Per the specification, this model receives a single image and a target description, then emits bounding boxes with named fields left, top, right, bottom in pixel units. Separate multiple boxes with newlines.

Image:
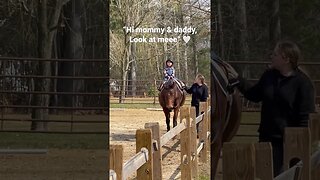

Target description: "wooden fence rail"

left=222, top=113, right=320, bottom=180
left=109, top=101, right=211, bottom=179
left=122, top=148, right=149, bottom=179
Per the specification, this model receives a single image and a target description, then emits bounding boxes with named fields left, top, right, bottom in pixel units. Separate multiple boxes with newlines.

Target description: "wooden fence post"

left=310, top=113, right=320, bottom=145
left=223, top=143, right=256, bottom=180
left=207, top=97, right=211, bottom=131
left=310, top=113, right=320, bottom=180
left=255, top=142, right=273, bottom=180
left=180, top=106, right=192, bottom=180
left=206, top=99, right=211, bottom=153
left=136, top=129, right=153, bottom=180
left=199, top=102, right=208, bottom=163
left=109, top=170, right=117, bottom=180
left=190, top=106, right=198, bottom=179
left=145, top=122, right=162, bottom=180
left=110, top=145, right=123, bottom=180
left=284, top=128, right=311, bottom=180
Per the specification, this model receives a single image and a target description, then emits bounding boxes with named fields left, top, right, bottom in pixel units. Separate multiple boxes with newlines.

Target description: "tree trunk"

left=178, top=2, right=184, bottom=80
left=31, top=0, right=70, bottom=131
left=156, top=43, right=161, bottom=79
left=119, top=33, right=130, bottom=103
left=234, top=0, right=249, bottom=77
left=130, top=42, right=137, bottom=96
left=191, top=34, right=198, bottom=78
left=31, top=0, right=52, bottom=131
left=59, top=0, right=85, bottom=107
left=184, top=43, right=188, bottom=82
left=120, top=55, right=126, bottom=103
left=269, top=0, right=281, bottom=49
left=176, top=37, right=181, bottom=78
left=52, top=31, right=59, bottom=114
left=217, top=0, right=225, bottom=60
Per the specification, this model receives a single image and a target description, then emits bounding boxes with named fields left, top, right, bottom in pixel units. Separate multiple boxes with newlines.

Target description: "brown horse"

left=210, top=55, right=242, bottom=178
left=159, top=78, right=186, bottom=131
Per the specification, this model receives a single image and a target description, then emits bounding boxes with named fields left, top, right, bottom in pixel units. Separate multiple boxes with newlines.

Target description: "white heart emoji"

left=183, top=36, right=190, bottom=43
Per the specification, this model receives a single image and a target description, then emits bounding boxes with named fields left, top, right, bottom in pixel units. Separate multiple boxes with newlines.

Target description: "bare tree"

left=31, top=0, right=70, bottom=131
left=110, top=0, right=152, bottom=102
left=109, top=0, right=210, bottom=87
left=58, top=0, right=85, bottom=107
left=217, top=0, right=225, bottom=60
left=234, top=0, right=249, bottom=77
left=269, top=0, right=281, bottom=48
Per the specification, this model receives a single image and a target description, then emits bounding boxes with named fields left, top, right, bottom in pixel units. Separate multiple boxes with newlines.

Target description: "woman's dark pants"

left=259, top=137, right=284, bottom=177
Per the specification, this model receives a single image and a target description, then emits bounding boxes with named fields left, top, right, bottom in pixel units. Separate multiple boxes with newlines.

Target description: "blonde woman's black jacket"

left=237, top=68, right=315, bottom=139
left=185, top=83, right=209, bottom=107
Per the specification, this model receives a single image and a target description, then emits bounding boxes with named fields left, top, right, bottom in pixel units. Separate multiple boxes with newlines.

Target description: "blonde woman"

left=236, top=40, right=315, bottom=176
left=185, top=74, right=209, bottom=117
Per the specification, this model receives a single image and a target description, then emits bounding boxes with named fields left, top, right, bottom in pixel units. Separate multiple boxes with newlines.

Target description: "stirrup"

left=229, top=79, right=240, bottom=87
left=227, top=79, right=239, bottom=93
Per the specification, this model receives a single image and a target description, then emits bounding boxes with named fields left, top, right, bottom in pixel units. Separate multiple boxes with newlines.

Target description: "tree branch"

left=49, top=0, right=71, bottom=33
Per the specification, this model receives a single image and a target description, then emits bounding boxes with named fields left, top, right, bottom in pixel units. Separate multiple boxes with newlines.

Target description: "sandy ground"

left=0, top=149, right=107, bottom=180
left=110, top=108, right=210, bottom=179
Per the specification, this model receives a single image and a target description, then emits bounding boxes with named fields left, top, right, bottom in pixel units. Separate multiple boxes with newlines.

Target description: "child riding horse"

left=158, top=59, right=185, bottom=91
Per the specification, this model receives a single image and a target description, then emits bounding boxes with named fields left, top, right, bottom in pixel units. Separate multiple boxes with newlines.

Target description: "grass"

left=0, top=114, right=107, bottom=149
left=199, top=175, right=210, bottom=180
left=110, top=96, right=193, bottom=103
left=0, top=110, right=260, bottom=150
left=110, top=103, right=161, bottom=109
left=1, top=114, right=107, bottom=132
left=110, top=96, right=192, bottom=109
left=0, top=132, right=107, bottom=149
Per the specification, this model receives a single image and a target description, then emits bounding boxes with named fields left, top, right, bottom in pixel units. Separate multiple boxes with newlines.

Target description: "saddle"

left=159, top=77, right=185, bottom=92
left=172, top=78, right=185, bottom=90
left=211, top=52, right=240, bottom=95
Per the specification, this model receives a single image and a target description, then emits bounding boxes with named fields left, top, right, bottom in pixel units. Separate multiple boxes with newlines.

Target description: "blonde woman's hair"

left=275, top=40, right=301, bottom=69
left=196, top=74, right=206, bottom=85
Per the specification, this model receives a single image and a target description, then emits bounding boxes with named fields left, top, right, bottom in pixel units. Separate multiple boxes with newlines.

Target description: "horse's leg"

left=173, top=108, right=179, bottom=128
left=164, top=108, right=171, bottom=131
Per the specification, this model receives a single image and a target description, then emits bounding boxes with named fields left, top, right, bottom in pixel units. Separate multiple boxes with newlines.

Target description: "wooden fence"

left=222, top=113, right=320, bottom=180
left=109, top=101, right=211, bottom=180
left=0, top=57, right=108, bottom=134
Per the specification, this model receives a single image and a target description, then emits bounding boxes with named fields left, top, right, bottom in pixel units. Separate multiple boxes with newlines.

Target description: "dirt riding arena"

left=0, top=149, right=107, bottom=180
left=110, top=108, right=210, bottom=179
